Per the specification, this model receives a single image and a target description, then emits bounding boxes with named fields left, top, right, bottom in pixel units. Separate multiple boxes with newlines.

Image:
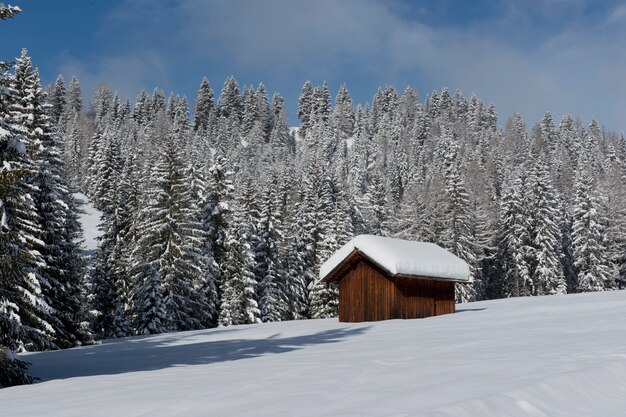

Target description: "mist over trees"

left=2, top=46, right=626, bottom=384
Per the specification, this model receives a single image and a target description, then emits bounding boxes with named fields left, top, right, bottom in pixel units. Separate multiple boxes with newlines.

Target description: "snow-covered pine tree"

left=65, top=77, right=82, bottom=117
left=282, top=183, right=311, bottom=320
left=309, top=172, right=342, bottom=318
left=50, top=74, right=66, bottom=126
left=256, top=174, right=286, bottom=322
left=131, top=131, right=208, bottom=333
left=347, top=105, right=371, bottom=195
left=364, top=172, right=389, bottom=236
left=62, top=112, right=86, bottom=185
left=108, top=154, right=139, bottom=338
left=241, top=85, right=256, bottom=138
left=572, top=168, right=611, bottom=292
left=91, top=127, right=123, bottom=212
left=205, top=154, right=234, bottom=273
left=187, top=159, right=220, bottom=328
left=266, top=92, right=294, bottom=163
left=218, top=179, right=261, bottom=326
left=599, top=145, right=626, bottom=289
left=497, top=174, right=532, bottom=297
left=297, top=81, right=315, bottom=139
left=0, top=5, right=41, bottom=387
left=255, top=83, right=272, bottom=142
left=526, top=156, right=566, bottom=295
left=90, top=217, right=118, bottom=338
left=91, top=84, right=113, bottom=126
left=3, top=49, right=55, bottom=351
left=193, top=77, right=215, bottom=133
left=333, top=84, right=355, bottom=142
left=25, top=66, right=89, bottom=347
left=438, top=128, right=477, bottom=302
left=174, top=158, right=215, bottom=329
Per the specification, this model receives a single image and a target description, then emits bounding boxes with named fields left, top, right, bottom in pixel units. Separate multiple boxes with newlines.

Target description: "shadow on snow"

left=26, top=325, right=370, bottom=382
left=455, top=307, right=487, bottom=313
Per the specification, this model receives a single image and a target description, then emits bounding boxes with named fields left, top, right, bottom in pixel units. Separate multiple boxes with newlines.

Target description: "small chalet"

left=320, top=235, right=470, bottom=322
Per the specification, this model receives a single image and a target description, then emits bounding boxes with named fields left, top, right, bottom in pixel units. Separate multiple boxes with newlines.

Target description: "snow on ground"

left=2, top=291, right=626, bottom=417
left=73, top=193, right=102, bottom=252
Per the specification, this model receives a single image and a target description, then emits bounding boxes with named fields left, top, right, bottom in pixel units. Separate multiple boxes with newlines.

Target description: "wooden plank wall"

left=338, top=259, right=456, bottom=322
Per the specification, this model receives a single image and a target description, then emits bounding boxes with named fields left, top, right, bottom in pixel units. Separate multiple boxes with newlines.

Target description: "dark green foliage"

left=0, top=349, right=35, bottom=388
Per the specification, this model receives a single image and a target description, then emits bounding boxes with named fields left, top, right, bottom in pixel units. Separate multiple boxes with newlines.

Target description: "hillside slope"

left=2, top=291, right=625, bottom=416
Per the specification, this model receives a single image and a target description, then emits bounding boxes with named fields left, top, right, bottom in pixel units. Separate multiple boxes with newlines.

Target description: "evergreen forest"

left=2, top=40, right=626, bottom=384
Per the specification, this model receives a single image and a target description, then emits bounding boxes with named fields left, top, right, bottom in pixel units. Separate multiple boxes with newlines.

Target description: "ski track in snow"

left=2, top=291, right=626, bottom=417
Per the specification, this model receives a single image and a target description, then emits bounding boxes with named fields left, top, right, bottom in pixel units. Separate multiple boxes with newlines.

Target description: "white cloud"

left=606, top=4, right=626, bottom=25
left=59, top=50, right=169, bottom=106
left=59, top=0, right=626, bottom=131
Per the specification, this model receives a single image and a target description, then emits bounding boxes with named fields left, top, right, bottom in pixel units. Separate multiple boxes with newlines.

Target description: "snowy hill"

left=2, top=291, right=626, bottom=416
left=73, top=192, right=102, bottom=253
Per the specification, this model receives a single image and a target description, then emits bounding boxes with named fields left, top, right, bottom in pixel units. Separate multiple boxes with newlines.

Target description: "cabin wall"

left=338, top=260, right=456, bottom=322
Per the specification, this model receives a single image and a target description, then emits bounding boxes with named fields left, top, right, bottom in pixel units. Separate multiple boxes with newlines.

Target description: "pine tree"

left=193, top=77, right=214, bottom=133
left=297, top=81, right=315, bottom=138
left=28, top=72, right=90, bottom=347
left=255, top=83, right=272, bottom=141
left=2, top=49, right=55, bottom=351
left=131, top=134, right=209, bottom=333
left=206, top=154, right=234, bottom=270
left=91, top=84, right=113, bottom=125
left=572, top=169, right=611, bottom=292
left=309, top=173, right=341, bottom=318
left=439, top=129, right=476, bottom=302
left=241, top=85, right=256, bottom=137
left=50, top=74, right=66, bottom=126
left=283, top=186, right=310, bottom=320
left=108, top=186, right=135, bottom=338
left=217, top=76, right=242, bottom=121
left=256, top=174, right=285, bottom=322
left=333, top=84, right=354, bottom=140
left=189, top=160, right=220, bottom=328
left=497, top=174, right=532, bottom=297
left=267, top=92, right=294, bottom=162
left=65, top=76, right=82, bottom=116
left=526, top=157, right=566, bottom=295
left=365, top=172, right=389, bottom=236
left=0, top=7, right=41, bottom=386
left=218, top=179, right=261, bottom=326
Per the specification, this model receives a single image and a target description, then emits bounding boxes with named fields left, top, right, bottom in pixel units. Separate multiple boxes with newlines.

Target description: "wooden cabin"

left=319, top=235, right=470, bottom=322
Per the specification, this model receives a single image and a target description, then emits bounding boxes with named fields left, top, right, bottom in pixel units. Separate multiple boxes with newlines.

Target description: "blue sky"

left=2, top=0, right=625, bottom=131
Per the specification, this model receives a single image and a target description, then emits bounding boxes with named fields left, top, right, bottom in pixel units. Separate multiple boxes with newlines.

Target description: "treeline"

left=75, top=72, right=625, bottom=340
left=2, top=45, right=626, bottom=385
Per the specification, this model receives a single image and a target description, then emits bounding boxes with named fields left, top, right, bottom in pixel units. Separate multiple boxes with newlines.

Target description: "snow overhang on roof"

left=319, top=235, right=471, bottom=283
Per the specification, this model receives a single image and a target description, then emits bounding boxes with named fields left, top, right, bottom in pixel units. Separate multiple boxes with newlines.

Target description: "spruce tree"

left=497, top=175, right=532, bottom=297
left=256, top=175, right=285, bottom=322
left=218, top=180, right=261, bottom=326
left=572, top=169, right=610, bottom=292
left=50, top=74, right=66, bottom=126
left=297, top=81, right=315, bottom=138
left=131, top=133, right=209, bottom=333
left=193, top=77, right=215, bottom=133
left=527, top=157, right=566, bottom=295
left=3, top=49, right=55, bottom=350
left=29, top=73, right=89, bottom=347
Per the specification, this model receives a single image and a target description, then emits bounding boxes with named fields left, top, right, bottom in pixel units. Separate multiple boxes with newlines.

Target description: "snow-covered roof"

left=320, top=235, right=470, bottom=282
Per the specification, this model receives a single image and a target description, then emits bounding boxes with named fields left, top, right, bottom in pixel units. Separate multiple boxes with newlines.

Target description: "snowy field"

left=2, top=291, right=626, bottom=417
left=73, top=192, right=102, bottom=252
